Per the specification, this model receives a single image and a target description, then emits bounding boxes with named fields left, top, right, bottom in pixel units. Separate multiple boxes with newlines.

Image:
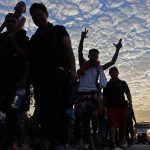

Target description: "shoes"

left=92, top=133, right=101, bottom=146
left=109, top=141, right=115, bottom=150
left=120, top=144, right=127, bottom=149
left=127, top=143, right=131, bottom=147
left=82, top=143, right=89, bottom=149
left=82, top=143, right=95, bottom=150
left=12, top=144, right=18, bottom=150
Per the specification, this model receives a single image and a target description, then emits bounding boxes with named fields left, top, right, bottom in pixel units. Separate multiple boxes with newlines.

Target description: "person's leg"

left=74, top=112, right=82, bottom=145
left=99, top=115, right=107, bottom=148
left=5, top=109, right=20, bottom=148
left=126, top=126, right=130, bottom=146
left=82, top=113, right=94, bottom=149
left=91, top=111, right=101, bottom=147
left=32, top=86, right=52, bottom=150
left=82, top=98, right=96, bottom=150
left=16, top=112, right=24, bottom=147
left=118, top=108, right=128, bottom=148
left=49, top=88, right=71, bottom=149
left=91, top=112, right=98, bottom=134
left=107, top=108, right=117, bottom=149
left=56, top=106, right=68, bottom=146
left=130, top=127, right=135, bottom=144
left=115, top=125, right=120, bottom=147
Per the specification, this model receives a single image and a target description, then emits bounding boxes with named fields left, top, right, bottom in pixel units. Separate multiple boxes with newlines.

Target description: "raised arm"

left=102, top=39, right=122, bottom=70
left=8, top=30, right=29, bottom=58
left=18, top=17, right=26, bottom=30
left=0, top=21, right=6, bottom=33
left=13, top=17, right=26, bottom=34
left=78, top=28, right=88, bottom=67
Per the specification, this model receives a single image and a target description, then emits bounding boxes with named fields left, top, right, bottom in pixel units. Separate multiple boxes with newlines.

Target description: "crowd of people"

left=0, top=1, right=137, bottom=150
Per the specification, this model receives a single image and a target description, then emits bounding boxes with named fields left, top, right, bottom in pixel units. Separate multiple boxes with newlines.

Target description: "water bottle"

left=11, top=88, right=26, bottom=109
left=66, top=107, right=75, bottom=120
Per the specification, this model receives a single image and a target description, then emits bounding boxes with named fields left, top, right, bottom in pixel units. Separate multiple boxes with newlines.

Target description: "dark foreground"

left=17, top=144, right=150, bottom=150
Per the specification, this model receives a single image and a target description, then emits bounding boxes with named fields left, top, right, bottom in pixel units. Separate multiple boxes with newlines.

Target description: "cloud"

left=105, top=0, right=124, bottom=8
left=0, top=0, right=150, bottom=122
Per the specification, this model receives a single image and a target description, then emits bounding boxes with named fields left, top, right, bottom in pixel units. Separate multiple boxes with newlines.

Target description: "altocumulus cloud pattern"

left=0, top=0, right=150, bottom=121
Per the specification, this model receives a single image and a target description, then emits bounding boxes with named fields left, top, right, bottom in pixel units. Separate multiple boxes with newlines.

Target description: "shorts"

left=75, top=92, right=99, bottom=117
left=107, top=107, right=128, bottom=129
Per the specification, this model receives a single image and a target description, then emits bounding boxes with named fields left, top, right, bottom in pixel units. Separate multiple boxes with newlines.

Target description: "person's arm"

left=62, top=35, right=78, bottom=81
left=132, top=108, right=137, bottom=125
left=8, top=30, right=29, bottom=58
left=78, top=28, right=88, bottom=67
left=126, top=91, right=132, bottom=106
left=18, top=17, right=26, bottom=30
left=102, top=39, right=122, bottom=70
left=13, top=17, right=26, bottom=34
left=0, top=21, right=6, bottom=33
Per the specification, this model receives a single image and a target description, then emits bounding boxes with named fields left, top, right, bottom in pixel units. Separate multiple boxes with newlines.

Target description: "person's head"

left=30, top=3, right=49, bottom=28
left=14, top=1, right=26, bottom=14
left=109, top=66, right=119, bottom=79
left=5, top=13, right=19, bottom=32
left=88, top=49, right=99, bottom=63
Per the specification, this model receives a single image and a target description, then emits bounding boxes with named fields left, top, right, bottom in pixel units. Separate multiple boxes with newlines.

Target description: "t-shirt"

left=78, top=67, right=98, bottom=92
left=0, top=29, right=29, bottom=85
left=29, top=23, right=70, bottom=84
left=103, top=78, right=130, bottom=108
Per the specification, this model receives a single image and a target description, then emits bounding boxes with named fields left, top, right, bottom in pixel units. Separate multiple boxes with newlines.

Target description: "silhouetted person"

left=103, top=66, right=132, bottom=149
left=29, top=3, right=77, bottom=150
left=75, top=28, right=122, bottom=150
left=0, top=13, right=29, bottom=149
left=0, top=1, right=26, bottom=33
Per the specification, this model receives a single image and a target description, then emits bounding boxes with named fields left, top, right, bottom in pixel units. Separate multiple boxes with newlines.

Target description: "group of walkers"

left=0, top=1, right=137, bottom=150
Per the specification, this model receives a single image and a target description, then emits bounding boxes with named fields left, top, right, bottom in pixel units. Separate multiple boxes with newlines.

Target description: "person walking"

left=0, top=13, right=29, bottom=149
left=29, top=3, right=77, bottom=150
left=103, top=66, right=132, bottom=150
left=75, top=28, right=122, bottom=150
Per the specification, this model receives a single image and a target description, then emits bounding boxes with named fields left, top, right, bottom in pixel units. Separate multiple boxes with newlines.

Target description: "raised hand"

left=113, top=38, right=122, bottom=50
left=81, top=28, right=88, bottom=39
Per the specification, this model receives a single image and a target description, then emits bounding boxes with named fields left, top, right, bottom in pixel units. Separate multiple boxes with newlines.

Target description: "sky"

left=0, top=0, right=150, bottom=122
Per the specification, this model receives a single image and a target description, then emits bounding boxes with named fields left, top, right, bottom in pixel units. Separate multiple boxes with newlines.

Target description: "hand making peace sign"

left=113, top=38, right=122, bottom=50
left=81, top=28, right=88, bottom=39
